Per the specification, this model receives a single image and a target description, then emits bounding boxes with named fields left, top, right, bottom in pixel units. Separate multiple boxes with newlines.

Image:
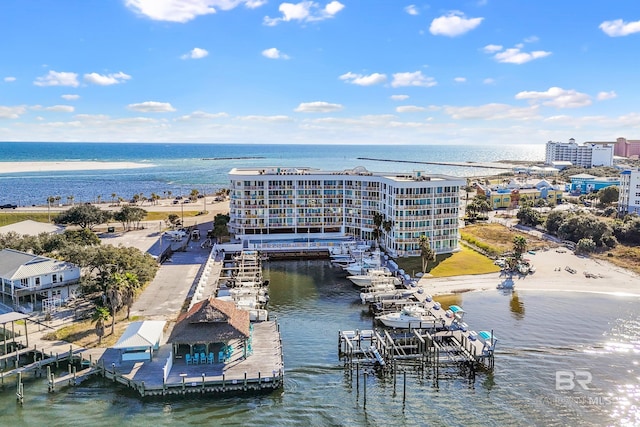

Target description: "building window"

left=21, top=278, right=29, bottom=287
left=52, top=274, right=58, bottom=283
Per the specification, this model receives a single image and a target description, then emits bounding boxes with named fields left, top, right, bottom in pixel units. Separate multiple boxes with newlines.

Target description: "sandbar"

left=418, top=248, right=640, bottom=297
left=0, top=161, right=155, bottom=174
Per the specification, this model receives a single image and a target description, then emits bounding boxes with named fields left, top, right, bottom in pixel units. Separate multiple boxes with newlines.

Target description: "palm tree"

left=419, top=235, right=436, bottom=273
left=106, top=276, right=124, bottom=335
left=382, top=219, right=393, bottom=248
left=47, top=196, right=56, bottom=222
left=120, top=272, right=140, bottom=320
left=67, top=195, right=74, bottom=206
left=111, top=193, right=117, bottom=205
left=92, top=306, right=110, bottom=345
left=190, top=189, right=200, bottom=201
left=512, top=235, right=528, bottom=261
left=372, top=212, right=383, bottom=242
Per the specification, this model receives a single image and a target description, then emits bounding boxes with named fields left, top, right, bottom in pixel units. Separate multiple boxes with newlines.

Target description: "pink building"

left=614, top=137, right=640, bottom=158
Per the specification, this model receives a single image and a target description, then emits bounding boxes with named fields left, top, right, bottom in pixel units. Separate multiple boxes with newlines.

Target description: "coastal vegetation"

left=394, top=246, right=500, bottom=277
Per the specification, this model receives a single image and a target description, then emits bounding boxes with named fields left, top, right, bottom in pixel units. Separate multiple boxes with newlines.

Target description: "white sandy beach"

left=0, top=161, right=154, bottom=174
left=418, top=248, right=640, bottom=297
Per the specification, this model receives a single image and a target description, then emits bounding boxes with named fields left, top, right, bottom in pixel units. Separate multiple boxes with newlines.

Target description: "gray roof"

left=0, top=220, right=64, bottom=236
left=0, top=248, right=77, bottom=280
left=113, top=321, right=166, bottom=349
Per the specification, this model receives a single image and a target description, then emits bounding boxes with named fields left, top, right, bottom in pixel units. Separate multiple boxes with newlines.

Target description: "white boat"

left=376, top=305, right=437, bottom=329
left=360, top=287, right=419, bottom=304
left=347, top=267, right=394, bottom=287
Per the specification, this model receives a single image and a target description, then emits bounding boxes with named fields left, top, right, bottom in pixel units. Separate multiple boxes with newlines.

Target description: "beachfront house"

left=0, top=249, right=81, bottom=313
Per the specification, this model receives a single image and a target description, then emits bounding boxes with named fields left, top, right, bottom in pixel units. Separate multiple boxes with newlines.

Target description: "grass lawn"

left=0, top=212, right=53, bottom=226
left=394, top=246, right=500, bottom=278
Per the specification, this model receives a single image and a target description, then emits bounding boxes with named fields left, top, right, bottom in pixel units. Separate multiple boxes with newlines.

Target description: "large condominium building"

left=618, top=169, right=640, bottom=216
left=545, top=139, right=613, bottom=167
left=228, top=166, right=465, bottom=257
left=614, top=137, right=640, bottom=158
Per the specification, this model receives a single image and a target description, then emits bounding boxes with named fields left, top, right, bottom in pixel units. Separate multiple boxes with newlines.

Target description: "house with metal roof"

left=0, top=249, right=81, bottom=313
left=0, top=220, right=64, bottom=236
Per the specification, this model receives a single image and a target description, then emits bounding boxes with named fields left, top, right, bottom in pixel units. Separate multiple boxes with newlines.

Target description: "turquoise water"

left=0, top=260, right=638, bottom=426
left=0, top=142, right=544, bottom=206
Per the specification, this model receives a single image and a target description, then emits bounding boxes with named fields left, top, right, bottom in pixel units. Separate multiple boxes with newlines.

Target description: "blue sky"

left=1, top=0, right=639, bottom=145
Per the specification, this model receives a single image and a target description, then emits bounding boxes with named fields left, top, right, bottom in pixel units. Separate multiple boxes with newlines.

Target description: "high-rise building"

left=614, top=137, right=640, bottom=158
left=228, top=166, right=465, bottom=257
left=545, top=139, right=613, bottom=167
left=618, top=169, right=640, bottom=216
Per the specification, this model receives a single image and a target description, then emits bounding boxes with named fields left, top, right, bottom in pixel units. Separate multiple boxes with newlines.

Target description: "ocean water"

left=0, top=142, right=544, bottom=206
left=0, top=260, right=638, bottom=426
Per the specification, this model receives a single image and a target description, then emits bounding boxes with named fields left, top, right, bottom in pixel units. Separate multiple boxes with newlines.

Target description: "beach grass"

left=460, top=223, right=549, bottom=256
left=594, top=245, right=640, bottom=276
left=0, top=212, right=52, bottom=226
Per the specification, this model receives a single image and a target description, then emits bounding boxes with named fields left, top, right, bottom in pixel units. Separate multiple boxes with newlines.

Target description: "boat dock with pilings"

left=338, top=326, right=496, bottom=387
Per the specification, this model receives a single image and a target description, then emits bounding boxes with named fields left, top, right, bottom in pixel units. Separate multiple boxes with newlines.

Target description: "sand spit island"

left=0, top=161, right=155, bottom=174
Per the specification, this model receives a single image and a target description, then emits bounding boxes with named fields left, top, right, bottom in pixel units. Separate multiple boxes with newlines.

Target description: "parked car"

left=0, top=203, right=17, bottom=209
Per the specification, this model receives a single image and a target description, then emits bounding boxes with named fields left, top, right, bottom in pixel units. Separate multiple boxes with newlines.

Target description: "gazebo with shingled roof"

left=169, top=297, right=251, bottom=362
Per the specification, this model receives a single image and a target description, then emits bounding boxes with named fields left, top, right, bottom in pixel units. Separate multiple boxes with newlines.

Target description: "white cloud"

left=339, top=72, right=387, bottom=86
left=84, top=72, right=132, bottom=85
left=34, top=70, right=79, bottom=87
left=454, top=77, right=466, bottom=83
left=125, top=0, right=263, bottom=23
left=0, top=106, right=27, bottom=119
left=429, top=11, right=483, bottom=37
left=127, top=101, right=177, bottom=112
left=396, top=105, right=426, bottom=113
left=482, top=44, right=503, bottom=53
left=264, top=1, right=344, bottom=26
left=405, top=5, right=418, bottom=16
left=262, top=47, right=290, bottom=59
left=181, top=47, right=209, bottom=59
left=597, top=91, right=617, bottom=101
left=524, top=35, right=539, bottom=43
left=391, top=71, right=436, bottom=88
left=599, top=19, right=640, bottom=37
left=515, top=87, right=592, bottom=108
left=493, top=47, right=551, bottom=64
left=483, top=78, right=495, bottom=85
left=4, top=77, right=16, bottom=82
left=390, top=94, right=409, bottom=101
left=294, top=101, right=343, bottom=113
left=44, top=105, right=75, bottom=113
left=444, top=103, right=540, bottom=120
left=238, top=115, right=292, bottom=122
left=62, top=94, right=80, bottom=101
left=75, top=114, right=110, bottom=121
left=177, top=111, right=229, bottom=121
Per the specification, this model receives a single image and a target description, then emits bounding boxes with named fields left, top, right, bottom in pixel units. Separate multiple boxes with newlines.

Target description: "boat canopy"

left=449, top=305, right=465, bottom=313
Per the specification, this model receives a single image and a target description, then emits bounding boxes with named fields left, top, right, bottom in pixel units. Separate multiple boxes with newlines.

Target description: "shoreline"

left=0, top=161, right=155, bottom=174
left=418, top=247, right=640, bottom=297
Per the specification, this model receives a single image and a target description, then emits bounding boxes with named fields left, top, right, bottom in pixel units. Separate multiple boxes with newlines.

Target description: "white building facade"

left=0, top=249, right=81, bottom=313
left=618, top=169, right=640, bottom=216
left=545, top=139, right=613, bottom=167
left=228, top=167, right=465, bottom=257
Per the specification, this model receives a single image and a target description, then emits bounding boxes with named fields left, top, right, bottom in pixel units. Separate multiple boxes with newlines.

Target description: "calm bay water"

left=0, top=142, right=544, bottom=206
left=0, top=260, right=638, bottom=426
left=1, top=142, right=637, bottom=425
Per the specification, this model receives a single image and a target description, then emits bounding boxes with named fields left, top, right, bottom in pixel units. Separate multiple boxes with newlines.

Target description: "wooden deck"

left=90, top=321, right=283, bottom=396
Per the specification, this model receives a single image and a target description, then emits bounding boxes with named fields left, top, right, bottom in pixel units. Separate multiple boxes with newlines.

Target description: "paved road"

left=127, top=223, right=215, bottom=322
